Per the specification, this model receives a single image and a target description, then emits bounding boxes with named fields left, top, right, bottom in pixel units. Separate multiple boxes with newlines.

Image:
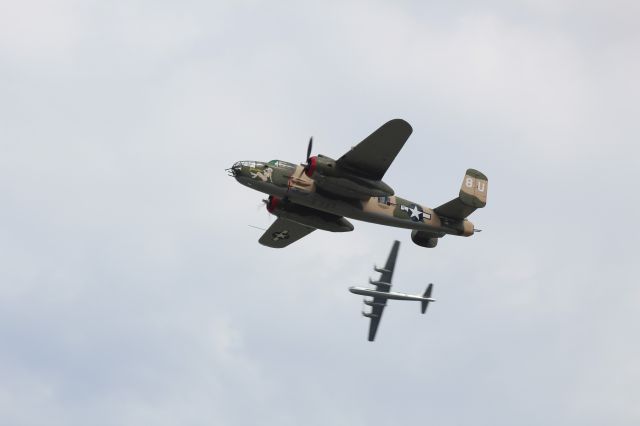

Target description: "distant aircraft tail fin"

left=421, top=283, right=434, bottom=314
left=434, top=169, right=488, bottom=220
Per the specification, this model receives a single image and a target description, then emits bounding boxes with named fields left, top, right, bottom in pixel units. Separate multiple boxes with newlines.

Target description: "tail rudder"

left=459, top=169, right=488, bottom=209
left=435, top=169, right=488, bottom=220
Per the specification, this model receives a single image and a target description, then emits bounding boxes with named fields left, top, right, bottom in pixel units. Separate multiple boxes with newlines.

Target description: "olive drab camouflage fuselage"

left=227, top=119, right=488, bottom=248
left=229, top=160, right=487, bottom=242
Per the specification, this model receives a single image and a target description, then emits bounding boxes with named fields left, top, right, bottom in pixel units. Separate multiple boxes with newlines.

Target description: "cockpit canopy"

left=231, top=160, right=296, bottom=169
left=267, top=159, right=296, bottom=169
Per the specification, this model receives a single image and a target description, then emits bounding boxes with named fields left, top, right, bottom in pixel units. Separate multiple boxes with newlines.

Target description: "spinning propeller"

left=248, top=197, right=274, bottom=231
left=262, top=195, right=280, bottom=213
left=300, top=137, right=317, bottom=177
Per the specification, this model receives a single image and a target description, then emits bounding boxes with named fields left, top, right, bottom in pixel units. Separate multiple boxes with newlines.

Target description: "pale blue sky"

left=1, top=1, right=639, bottom=425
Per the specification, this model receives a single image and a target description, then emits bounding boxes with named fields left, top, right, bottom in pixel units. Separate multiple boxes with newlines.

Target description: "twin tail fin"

left=434, top=169, right=488, bottom=220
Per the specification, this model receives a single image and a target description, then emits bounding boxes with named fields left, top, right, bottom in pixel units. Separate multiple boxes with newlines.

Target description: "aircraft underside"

left=228, top=118, right=487, bottom=248
left=236, top=175, right=444, bottom=233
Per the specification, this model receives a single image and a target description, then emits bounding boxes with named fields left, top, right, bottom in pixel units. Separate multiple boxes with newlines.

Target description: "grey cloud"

left=1, top=1, right=639, bottom=425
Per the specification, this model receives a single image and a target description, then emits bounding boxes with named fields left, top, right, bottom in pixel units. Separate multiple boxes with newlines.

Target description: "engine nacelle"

left=305, top=155, right=338, bottom=178
left=265, top=195, right=281, bottom=213
left=304, top=154, right=394, bottom=199
left=411, top=230, right=441, bottom=248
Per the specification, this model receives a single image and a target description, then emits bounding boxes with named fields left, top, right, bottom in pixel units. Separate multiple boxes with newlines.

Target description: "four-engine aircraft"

left=349, top=240, right=435, bottom=341
left=227, top=119, right=488, bottom=248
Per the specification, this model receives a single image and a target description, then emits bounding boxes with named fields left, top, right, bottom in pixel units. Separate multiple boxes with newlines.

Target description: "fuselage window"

left=377, top=196, right=391, bottom=205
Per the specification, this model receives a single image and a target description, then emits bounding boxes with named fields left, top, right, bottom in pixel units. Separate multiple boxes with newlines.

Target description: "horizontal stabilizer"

left=435, top=169, right=488, bottom=220
left=421, top=284, right=434, bottom=314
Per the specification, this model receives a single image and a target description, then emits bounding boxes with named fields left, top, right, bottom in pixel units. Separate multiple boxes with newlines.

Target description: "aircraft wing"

left=258, top=217, right=315, bottom=248
left=366, top=296, right=387, bottom=341
left=366, top=240, right=400, bottom=341
left=336, top=119, right=413, bottom=181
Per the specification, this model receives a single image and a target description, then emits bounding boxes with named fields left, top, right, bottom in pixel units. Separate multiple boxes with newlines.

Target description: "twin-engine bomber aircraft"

left=350, top=240, right=434, bottom=341
left=227, top=119, right=488, bottom=248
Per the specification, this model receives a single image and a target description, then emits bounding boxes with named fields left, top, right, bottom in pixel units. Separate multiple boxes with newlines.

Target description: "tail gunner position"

left=226, top=119, right=488, bottom=248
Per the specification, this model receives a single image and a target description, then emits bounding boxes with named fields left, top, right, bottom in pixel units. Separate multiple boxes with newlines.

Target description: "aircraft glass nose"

left=226, top=161, right=242, bottom=177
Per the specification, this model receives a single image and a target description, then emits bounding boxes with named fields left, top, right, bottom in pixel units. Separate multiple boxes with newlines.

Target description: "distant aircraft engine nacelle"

left=411, top=230, right=442, bottom=248
left=265, top=196, right=354, bottom=232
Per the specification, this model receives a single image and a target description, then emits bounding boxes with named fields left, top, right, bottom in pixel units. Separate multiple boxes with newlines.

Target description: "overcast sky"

left=1, top=1, right=639, bottom=425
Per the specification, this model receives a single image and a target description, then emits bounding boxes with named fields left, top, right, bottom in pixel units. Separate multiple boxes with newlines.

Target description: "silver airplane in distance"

left=349, top=240, right=435, bottom=341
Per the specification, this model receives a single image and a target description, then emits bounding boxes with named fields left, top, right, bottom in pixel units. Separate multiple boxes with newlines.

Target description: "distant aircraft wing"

left=366, top=240, right=400, bottom=341
left=378, top=240, right=399, bottom=283
left=366, top=297, right=387, bottom=341
left=336, top=119, right=413, bottom=181
left=258, top=217, right=315, bottom=248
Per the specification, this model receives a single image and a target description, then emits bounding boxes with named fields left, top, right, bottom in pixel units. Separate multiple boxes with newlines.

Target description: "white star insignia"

left=408, top=205, right=423, bottom=220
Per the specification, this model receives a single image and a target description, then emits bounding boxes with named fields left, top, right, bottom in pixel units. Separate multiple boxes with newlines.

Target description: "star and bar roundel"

left=271, top=230, right=290, bottom=241
left=400, top=204, right=431, bottom=222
